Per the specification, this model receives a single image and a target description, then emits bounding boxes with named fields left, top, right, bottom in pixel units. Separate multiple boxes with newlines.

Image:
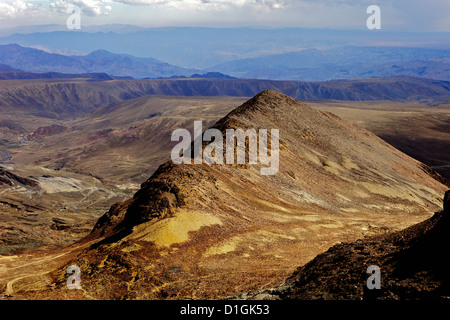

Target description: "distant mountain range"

left=1, top=42, right=450, bottom=82
left=0, top=63, right=128, bottom=80
left=0, top=62, right=232, bottom=81
left=209, top=46, right=450, bottom=81
left=0, top=27, right=449, bottom=81
left=0, top=44, right=199, bottom=79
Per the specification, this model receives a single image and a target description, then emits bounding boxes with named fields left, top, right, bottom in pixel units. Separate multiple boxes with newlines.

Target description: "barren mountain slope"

left=1, top=91, right=447, bottom=299
left=261, top=190, right=450, bottom=300
left=309, top=100, right=450, bottom=181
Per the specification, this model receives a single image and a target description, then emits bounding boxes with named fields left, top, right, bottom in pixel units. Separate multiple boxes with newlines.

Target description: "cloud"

left=0, top=1, right=36, bottom=18
left=112, top=0, right=285, bottom=10
left=0, top=3, right=16, bottom=18
left=50, top=0, right=112, bottom=16
left=0, top=0, right=112, bottom=18
left=0, top=0, right=285, bottom=25
left=0, top=0, right=448, bottom=31
left=1, top=0, right=284, bottom=19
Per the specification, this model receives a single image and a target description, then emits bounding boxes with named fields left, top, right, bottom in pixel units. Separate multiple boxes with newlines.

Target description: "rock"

left=51, top=218, right=70, bottom=231
left=0, top=168, right=39, bottom=188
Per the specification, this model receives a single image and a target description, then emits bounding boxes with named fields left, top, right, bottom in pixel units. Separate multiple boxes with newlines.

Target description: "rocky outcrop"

left=91, top=161, right=187, bottom=238
left=0, top=168, right=38, bottom=188
left=26, top=125, right=67, bottom=140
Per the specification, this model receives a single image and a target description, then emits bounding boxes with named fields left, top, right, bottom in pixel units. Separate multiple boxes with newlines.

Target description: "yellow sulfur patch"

left=124, top=209, right=222, bottom=247
left=204, top=241, right=239, bottom=257
left=341, top=157, right=359, bottom=170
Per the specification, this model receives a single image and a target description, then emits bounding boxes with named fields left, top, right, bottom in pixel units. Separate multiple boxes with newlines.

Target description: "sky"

left=0, top=0, right=449, bottom=32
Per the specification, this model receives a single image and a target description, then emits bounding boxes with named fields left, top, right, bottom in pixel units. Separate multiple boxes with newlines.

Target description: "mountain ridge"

left=1, top=76, right=449, bottom=119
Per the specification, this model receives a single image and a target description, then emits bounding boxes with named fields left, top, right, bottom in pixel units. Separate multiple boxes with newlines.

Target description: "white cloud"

left=0, top=0, right=448, bottom=31
left=0, top=3, right=16, bottom=18
left=112, top=0, right=285, bottom=10
left=0, top=1, right=35, bottom=18
left=0, top=0, right=112, bottom=18
left=50, top=0, right=112, bottom=16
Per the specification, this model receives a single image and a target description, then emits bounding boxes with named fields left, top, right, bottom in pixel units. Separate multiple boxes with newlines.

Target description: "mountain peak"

left=86, top=49, right=116, bottom=58
left=249, top=89, right=295, bottom=103
left=91, top=90, right=446, bottom=238
left=213, top=89, right=313, bottom=132
left=236, top=89, right=307, bottom=113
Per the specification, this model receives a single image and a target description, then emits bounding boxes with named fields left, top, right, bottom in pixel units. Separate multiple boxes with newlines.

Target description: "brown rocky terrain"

left=0, top=96, right=246, bottom=254
left=25, top=125, right=68, bottom=140
left=0, top=164, right=128, bottom=255
left=1, top=90, right=446, bottom=299
left=250, top=190, right=450, bottom=300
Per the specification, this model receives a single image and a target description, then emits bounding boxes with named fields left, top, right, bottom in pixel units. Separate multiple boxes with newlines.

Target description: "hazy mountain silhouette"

left=0, top=44, right=198, bottom=79
left=210, top=46, right=450, bottom=81
left=0, top=62, right=126, bottom=80
left=1, top=27, right=448, bottom=71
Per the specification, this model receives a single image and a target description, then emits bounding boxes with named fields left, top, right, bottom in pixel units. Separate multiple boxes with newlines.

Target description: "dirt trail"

left=0, top=242, right=91, bottom=297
